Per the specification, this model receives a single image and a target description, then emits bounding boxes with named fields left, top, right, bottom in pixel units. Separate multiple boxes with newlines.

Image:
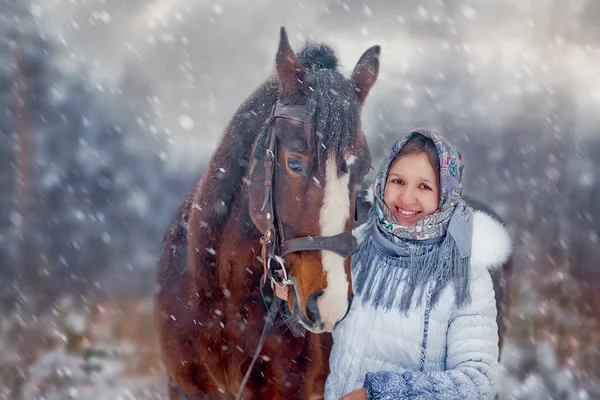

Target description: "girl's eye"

left=391, top=179, right=404, bottom=185
left=287, top=158, right=303, bottom=174
left=420, top=184, right=432, bottom=190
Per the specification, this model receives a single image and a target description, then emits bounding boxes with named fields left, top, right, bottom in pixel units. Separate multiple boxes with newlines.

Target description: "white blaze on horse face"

left=317, top=154, right=356, bottom=331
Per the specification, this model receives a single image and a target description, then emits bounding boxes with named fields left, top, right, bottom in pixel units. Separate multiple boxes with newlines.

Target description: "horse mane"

left=298, top=41, right=360, bottom=172
left=185, top=41, right=360, bottom=293
left=297, top=41, right=339, bottom=69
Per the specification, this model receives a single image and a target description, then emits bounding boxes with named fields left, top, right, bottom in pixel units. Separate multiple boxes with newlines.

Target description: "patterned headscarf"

left=374, top=129, right=466, bottom=251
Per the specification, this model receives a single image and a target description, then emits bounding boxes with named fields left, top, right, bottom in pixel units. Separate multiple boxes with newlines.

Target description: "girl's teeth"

left=397, top=208, right=417, bottom=216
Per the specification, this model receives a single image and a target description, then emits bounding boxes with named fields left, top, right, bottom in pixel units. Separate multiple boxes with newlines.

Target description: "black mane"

left=297, top=42, right=338, bottom=70
left=299, top=43, right=360, bottom=173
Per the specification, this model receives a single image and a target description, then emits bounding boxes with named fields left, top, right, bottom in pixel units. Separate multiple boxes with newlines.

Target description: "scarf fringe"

left=353, top=231, right=471, bottom=315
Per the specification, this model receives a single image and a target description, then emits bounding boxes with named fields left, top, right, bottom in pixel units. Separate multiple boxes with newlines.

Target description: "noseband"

left=256, top=101, right=358, bottom=290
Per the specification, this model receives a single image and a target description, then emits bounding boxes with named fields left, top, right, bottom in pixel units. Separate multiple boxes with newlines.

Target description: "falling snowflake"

left=462, top=6, right=477, bottom=20
left=178, top=114, right=194, bottom=130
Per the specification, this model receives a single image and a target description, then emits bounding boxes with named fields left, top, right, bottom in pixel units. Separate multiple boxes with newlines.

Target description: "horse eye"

left=340, top=162, right=349, bottom=174
left=287, top=158, right=303, bottom=174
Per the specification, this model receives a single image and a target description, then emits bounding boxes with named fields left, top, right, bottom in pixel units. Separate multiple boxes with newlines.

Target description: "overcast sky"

left=27, top=0, right=600, bottom=169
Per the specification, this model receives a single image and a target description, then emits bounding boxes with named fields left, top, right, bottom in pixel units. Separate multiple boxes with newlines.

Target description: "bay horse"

left=156, top=28, right=380, bottom=399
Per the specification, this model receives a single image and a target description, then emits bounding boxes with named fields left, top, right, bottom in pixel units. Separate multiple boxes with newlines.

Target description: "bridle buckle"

left=268, top=256, right=291, bottom=289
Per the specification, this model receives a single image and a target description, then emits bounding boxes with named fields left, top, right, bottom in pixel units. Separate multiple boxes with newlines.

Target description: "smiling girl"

left=325, top=129, right=512, bottom=400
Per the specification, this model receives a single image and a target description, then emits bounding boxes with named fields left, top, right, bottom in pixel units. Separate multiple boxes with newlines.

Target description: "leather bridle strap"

left=281, top=231, right=357, bottom=258
left=273, top=103, right=307, bottom=121
left=234, top=299, right=279, bottom=400
left=258, top=102, right=358, bottom=284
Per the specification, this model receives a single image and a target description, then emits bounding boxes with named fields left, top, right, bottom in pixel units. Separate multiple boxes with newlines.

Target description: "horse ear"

left=351, top=45, right=380, bottom=106
left=275, top=27, right=305, bottom=98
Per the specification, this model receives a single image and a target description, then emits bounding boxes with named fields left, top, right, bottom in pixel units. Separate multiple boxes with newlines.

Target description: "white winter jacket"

left=325, top=210, right=512, bottom=400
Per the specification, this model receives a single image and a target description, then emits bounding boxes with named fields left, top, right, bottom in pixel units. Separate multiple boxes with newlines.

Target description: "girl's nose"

left=401, top=187, right=418, bottom=205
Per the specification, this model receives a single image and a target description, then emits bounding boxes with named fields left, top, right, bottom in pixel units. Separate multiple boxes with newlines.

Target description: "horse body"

left=158, top=190, right=328, bottom=399
left=157, top=29, right=380, bottom=399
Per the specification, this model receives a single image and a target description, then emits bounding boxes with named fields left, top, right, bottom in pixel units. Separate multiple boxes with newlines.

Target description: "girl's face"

left=384, top=152, right=440, bottom=227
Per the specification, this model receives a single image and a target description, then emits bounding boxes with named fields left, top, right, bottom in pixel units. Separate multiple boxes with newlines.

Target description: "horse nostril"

left=306, top=291, right=323, bottom=324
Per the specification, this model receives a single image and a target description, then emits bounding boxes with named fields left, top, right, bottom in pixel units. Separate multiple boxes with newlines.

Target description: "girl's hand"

left=340, top=388, right=368, bottom=400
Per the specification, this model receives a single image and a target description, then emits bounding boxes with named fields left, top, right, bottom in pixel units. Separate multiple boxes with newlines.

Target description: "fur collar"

left=470, top=211, right=513, bottom=271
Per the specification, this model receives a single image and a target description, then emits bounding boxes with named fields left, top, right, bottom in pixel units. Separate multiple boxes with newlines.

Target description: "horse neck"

left=219, top=187, right=263, bottom=269
left=188, top=83, right=276, bottom=293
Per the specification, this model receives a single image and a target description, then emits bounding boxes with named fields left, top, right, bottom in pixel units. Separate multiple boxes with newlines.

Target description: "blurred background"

left=1, top=0, right=599, bottom=398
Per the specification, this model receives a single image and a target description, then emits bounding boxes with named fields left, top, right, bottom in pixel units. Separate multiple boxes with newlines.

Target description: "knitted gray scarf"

left=352, top=204, right=473, bottom=314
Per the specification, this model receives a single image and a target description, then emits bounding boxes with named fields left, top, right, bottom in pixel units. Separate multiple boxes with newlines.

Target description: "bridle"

left=256, top=101, right=358, bottom=293
left=234, top=101, right=358, bottom=400
left=176, top=100, right=360, bottom=400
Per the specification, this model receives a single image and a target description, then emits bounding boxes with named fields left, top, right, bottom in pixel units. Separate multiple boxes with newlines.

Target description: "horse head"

left=246, top=28, right=379, bottom=333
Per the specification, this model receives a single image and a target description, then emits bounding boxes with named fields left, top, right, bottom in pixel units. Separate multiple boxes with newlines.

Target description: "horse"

left=156, top=27, right=380, bottom=399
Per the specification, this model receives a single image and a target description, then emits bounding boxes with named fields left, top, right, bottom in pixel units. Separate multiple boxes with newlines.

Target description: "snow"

left=177, top=114, right=194, bottom=130
left=461, top=6, right=477, bottom=20
left=1, top=0, right=599, bottom=398
left=212, top=5, right=224, bottom=16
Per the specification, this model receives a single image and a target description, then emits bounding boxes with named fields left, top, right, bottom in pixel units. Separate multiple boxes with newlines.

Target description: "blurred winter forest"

left=1, top=0, right=599, bottom=398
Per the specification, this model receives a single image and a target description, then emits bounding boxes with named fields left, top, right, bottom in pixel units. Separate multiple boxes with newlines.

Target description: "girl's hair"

left=393, top=133, right=440, bottom=174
